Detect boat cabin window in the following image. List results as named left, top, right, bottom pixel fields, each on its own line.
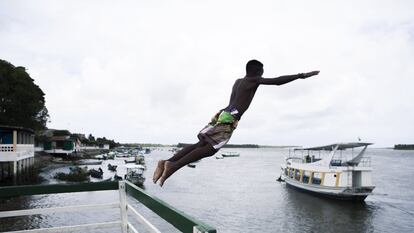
left=302, top=171, right=311, bottom=183
left=312, top=172, right=322, bottom=185
left=285, top=168, right=289, bottom=176
left=294, top=169, right=301, bottom=181
left=330, top=159, right=342, bottom=166
left=289, top=168, right=294, bottom=178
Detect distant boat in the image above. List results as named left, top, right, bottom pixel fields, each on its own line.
left=221, top=152, right=240, bottom=157
left=279, top=142, right=375, bottom=201
left=107, top=163, right=117, bottom=171
left=187, top=164, right=196, bottom=168
left=89, top=168, right=103, bottom=179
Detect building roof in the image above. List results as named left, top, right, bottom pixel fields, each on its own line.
left=0, top=125, right=34, bottom=133
left=50, top=135, right=71, bottom=141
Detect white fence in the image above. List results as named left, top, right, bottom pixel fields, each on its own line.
left=0, top=144, right=34, bottom=162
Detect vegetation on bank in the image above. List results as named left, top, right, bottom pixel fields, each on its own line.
left=394, top=144, right=414, bottom=150
left=81, top=134, right=120, bottom=149
left=0, top=59, right=119, bottom=149
left=54, top=166, right=90, bottom=182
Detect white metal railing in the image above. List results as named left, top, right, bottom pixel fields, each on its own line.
left=0, top=182, right=161, bottom=233
left=0, top=181, right=216, bottom=233
left=118, top=181, right=162, bottom=233
left=356, top=157, right=371, bottom=167
left=0, top=204, right=121, bottom=233
left=7, top=221, right=122, bottom=233
left=0, top=145, right=34, bottom=162
left=16, top=144, right=35, bottom=152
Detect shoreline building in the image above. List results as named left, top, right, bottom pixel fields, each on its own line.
left=43, top=134, right=81, bottom=155
left=0, top=125, right=35, bottom=181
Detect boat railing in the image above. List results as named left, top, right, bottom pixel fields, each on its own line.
left=0, top=181, right=216, bottom=233
left=355, top=157, right=371, bottom=167
left=285, top=156, right=304, bottom=164
left=286, top=156, right=322, bottom=164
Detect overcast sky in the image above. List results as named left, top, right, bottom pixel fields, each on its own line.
left=1, top=0, right=413, bottom=147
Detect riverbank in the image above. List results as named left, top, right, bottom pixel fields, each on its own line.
left=0, top=149, right=108, bottom=186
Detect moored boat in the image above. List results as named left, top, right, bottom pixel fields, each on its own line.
left=280, top=142, right=375, bottom=201
left=89, top=168, right=103, bottom=179
left=107, top=163, right=117, bottom=171
left=221, top=151, right=240, bottom=157
left=114, top=164, right=145, bottom=186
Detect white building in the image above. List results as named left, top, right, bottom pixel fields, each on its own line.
left=0, top=125, right=35, bottom=181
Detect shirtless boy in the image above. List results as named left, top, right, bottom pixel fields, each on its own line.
left=153, top=60, right=319, bottom=186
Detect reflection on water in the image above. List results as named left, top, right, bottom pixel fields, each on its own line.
left=1, top=148, right=414, bottom=232
left=281, top=187, right=377, bottom=232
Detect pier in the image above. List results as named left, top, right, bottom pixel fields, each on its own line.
left=0, top=125, right=35, bottom=182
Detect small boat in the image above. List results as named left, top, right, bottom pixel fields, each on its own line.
left=107, top=163, right=117, bottom=171
left=124, top=157, right=136, bottom=163
left=113, top=174, right=123, bottom=180
left=187, top=164, right=196, bottom=168
left=89, top=168, right=103, bottom=179
left=114, top=164, right=146, bottom=186
left=135, top=154, right=147, bottom=170
left=94, top=154, right=107, bottom=160
left=280, top=142, right=375, bottom=201
left=106, top=152, right=115, bottom=159
left=221, top=152, right=240, bottom=157
left=126, top=164, right=146, bottom=185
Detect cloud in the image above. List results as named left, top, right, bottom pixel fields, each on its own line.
left=1, top=0, right=413, bottom=146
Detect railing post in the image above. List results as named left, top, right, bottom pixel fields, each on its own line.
left=13, top=130, right=17, bottom=152
left=119, top=181, right=128, bottom=233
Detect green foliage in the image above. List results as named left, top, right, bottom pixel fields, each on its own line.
left=54, top=167, right=90, bottom=182
left=82, top=133, right=119, bottom=149
left=394, top=144, right=414, bottom=150
left=88, top=133, right=95, bottom=141
left=0, top=59, right=49, bottom=130
left=96, top=136, right=119, bottom=149
left=53, top=130, right=71, bottom=136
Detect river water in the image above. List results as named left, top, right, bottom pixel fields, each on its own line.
left=1, top=148, right=414, bottom=233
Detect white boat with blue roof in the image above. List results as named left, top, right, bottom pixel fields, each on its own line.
left=280, top=142, right=375, bottom=201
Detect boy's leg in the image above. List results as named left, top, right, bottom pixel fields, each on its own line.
left=168, top=141, right=205, bottom=162
left=153, top=141, right=204, bottom=183
left=159, top=142, right=217, bottom=186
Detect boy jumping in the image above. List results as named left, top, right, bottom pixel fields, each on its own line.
left=153, top=60, right=319, bottom=186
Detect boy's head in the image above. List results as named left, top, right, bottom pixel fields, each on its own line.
left=246, top=60, right=264, bottom=77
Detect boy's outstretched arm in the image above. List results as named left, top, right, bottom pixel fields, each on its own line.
left=259, top=71, right=320, bottom=85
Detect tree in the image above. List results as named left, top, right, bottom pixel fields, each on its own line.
left=88, top=134, right=95, bottom=142
left=0, top=59, right=49, bottom=130
left=53, top=130, right=71, bottom=136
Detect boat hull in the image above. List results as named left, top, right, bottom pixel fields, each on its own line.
left=283, top=177, right=374, bottom=201
left=282, top=177, right=375, bottom=201
left=285, top=182, right=369, bottom=201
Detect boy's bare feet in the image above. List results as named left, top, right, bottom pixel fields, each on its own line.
left=153, top=160, right=165, bottom=184
left=159, top=161, right=175, bottom=187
